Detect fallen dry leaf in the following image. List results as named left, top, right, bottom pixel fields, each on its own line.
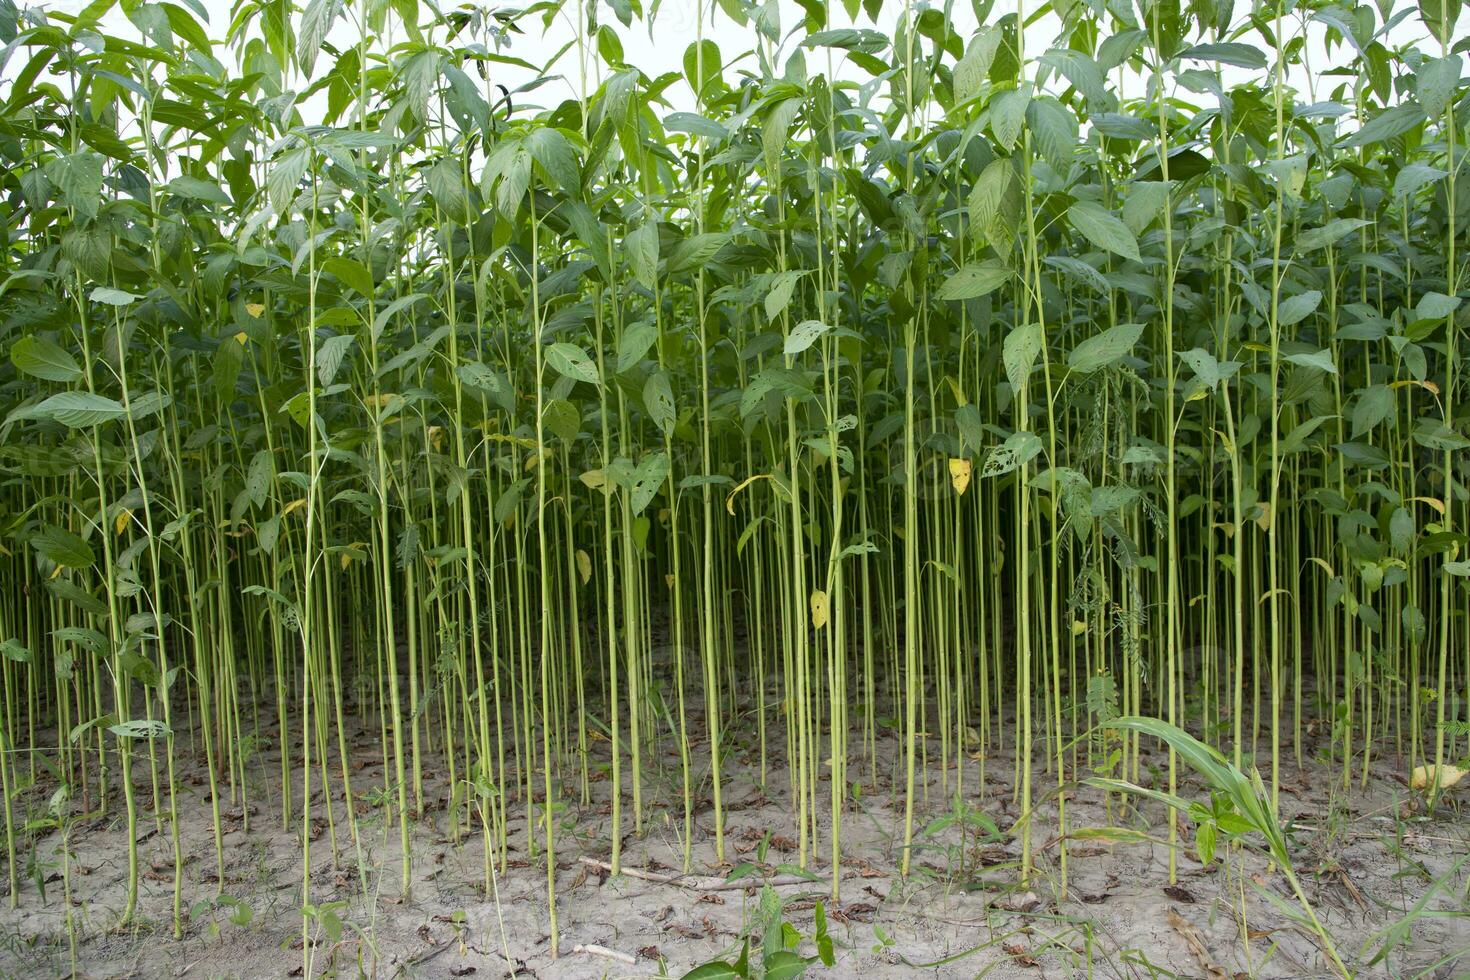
left=1001, top=941, right=1040, bottom=967
left=1167, top=908, right=1228, bottom=980
left=1410, top=764, right=1466, bottom=791
left=1163, top=884, right=1196, bottom=903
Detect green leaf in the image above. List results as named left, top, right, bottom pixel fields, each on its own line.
left=1002, top=322, right=1044, bottom=391
left=128, top=390, right=172, bottom=421
left=166, top=175, right=231, bottom=204
left=1413, top=419, right=1470, bottom=452
left=1176, top=41, right=1266, bottom=68
left=321, top=256, right=373, bottom=298
left=618, top=322, right=658, bottom=373
left=680, top=961, right=744, bottom=980
left=1121, top=181, right=1171, bottom=235
left=545, top=343, right=601, bottom=386
left=666, top=232, right=730, bottom=275
left=11, top=336, right=81, bottom=382
left=1417, top=292, right=1461, bottom=319
left=296, top=0, right=342, bottom=76
left=937, top=261, right=1011, bottom=301
left=542, top=398, right=580, bottom=442
left=1390, top=507, right=1416, bottom=552
left=954, top=404, right=987, bottom=454
left=627, top=222, right=659, bottom=289
left=1280, top=415, right=1332, bottom=455
left=643, top=368, right=676, bottom=435
left=31, top=525, right=95, bottom=568
left=968, top=158, right=1014, bottom=231
left=1277, top=290, right=1322, bottom=327
left=109, top=719, right=171, bottom=739
left=525, top=127, right=580, bottom=192
left=762, top=98, right=801, bottom=178
left=764, top=271, right=803, bottom=321
left=495, top=149, right=530, bottom=216
left=1068, top=322, right=1143, bottom=373
left=1284, top=349, right=1337, bottom=375
left=1178, top=348, right=1239, bottom=390
left=990, top=88, right=1029, bottom=151
left=683, top=38, right=724, bottom=96
left=245, top=449, right=273, bottom=510
left=1296, top=218, right=1371, bottom=253
left=1416, top=55, right=1460, bottom=118
left=457, top=363, right=516, bottom=414
left=1351, top=385, right=1393, bottom=438
left=423, top=152, right=483, bottom=209
left=629, top=452, right=669, bottom=516
left=1394, top=162, right=1447, bottom=199
left=762, top=951, right=812, bottom=980
left=315, top=334, right=356, bottom=386
left=11, top=391, right=127, bottom=428
left=1340, top=103, right=1426, bottom=148
left=784, top=319, right=831, bottom=355
left=740, top=367, right=809, bottom=418
left=1068, top=200, right=1141, bottom=261
left=44, top=152, right=104, bottom=220
left=1026, top=97, right=1076, bottom=173
left=981, top=431, right=1042, bottom=477
left=89, top=286, right=140, bottom=305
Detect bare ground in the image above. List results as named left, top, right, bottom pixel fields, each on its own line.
left=0, top=701, right=1467, bottom=980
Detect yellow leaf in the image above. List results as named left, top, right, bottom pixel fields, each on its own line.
left=1254, top=501, right=1272, bottom=532
left=579, top=469, right=606, bottom=490
left=810, top=589, right=829, bottom=629
left=281, top=498, right=308, bottom=518
left=426, top=425, right=444, bottom=452
left=726, top=473, right=772, bottom=515
left=364, top=393, right=397, bottom=409
left=576, top=549, right=592, bottom=585
left=1393, top=379, right=1441, bottom=396
left=245, top=303, right=265, bottom=318
left=233, top=332, right=248, bottom=345
left=1410, top=495, right=1446, bottom=516
left=1411, top=764, right=1466, bottom=791
left=665, top=574, right=675, bottom=588
left=1071, top=619, right=1087, bottom=636
left=114, top=508, right=132, bottom=535
left=949, top=458, right=972, bottom=496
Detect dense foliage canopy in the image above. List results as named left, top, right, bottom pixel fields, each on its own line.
left=0, top=0, right=1465, bottom=969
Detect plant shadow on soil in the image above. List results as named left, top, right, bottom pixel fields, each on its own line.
left=0, top=691, right=1466, bottom=980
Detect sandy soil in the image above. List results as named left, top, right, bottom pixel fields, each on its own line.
left=0, top=699, right=1466, bottom=980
